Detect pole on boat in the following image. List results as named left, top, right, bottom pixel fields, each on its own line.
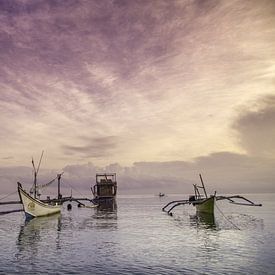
left=57, top=172, right=64, bottom=200
left=32, top=158, right=37, bottom=199
left=36, top=150, right=44, bottom=174
left=57, top=174, right=61, bottom=200
left=32, top=150, right=44, bottom=199
left=199, top=174, right=208, bottom=198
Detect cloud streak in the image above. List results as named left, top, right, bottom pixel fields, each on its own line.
left=62, top=136, right=119, bottom=158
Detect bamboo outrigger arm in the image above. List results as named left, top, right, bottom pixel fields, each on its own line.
left=162, top=199, right=189, bottom=214
left=216, top=195, right=262, bottom=206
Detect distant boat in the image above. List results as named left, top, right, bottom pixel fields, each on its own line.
left=91, top=173, right=117, bottom=202
left=162, top=174, right=262, bottom=216
left=17, top=151, right=61, bottom=220
left=158, top=193, right=165, bottom=197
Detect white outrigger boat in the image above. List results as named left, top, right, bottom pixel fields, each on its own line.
left=162, top=174, right=262, bottom=216
left=17, top=151, right=61, bottom=220
left=18, top=183, right=61, bottom=220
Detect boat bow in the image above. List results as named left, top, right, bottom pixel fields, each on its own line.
left=18, top=182, right=61, bottom=219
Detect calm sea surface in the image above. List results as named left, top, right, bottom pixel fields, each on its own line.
left=1, top=193, right=275, bottom=274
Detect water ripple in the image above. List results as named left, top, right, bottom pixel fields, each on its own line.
left=0, top=195, right=275, bottom=274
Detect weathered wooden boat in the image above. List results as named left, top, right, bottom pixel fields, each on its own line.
left=190, top=196, right=215, bottom=214
left=91, top=173, right=117, bottom=202
left=17, top=151, right=61, bottom=219
left=162, top=174, right=262, bottom=216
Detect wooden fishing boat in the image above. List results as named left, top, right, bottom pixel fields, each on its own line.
left=91, top=173, right=117, bottom=202
left=187, top=175, right=216, bottom=214
left=18, top=182, right=61, bottom=219
left=162, top=174, right=262, bottom=216
left=2, top=153, right=97, bottom=216
left=190, top=196, right=215, bottom=214
left=17, top=151, right=61, bottom=219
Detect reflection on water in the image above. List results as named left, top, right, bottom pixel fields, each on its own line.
left=189, top=212, right=216, bottom=229
left=96, top=199, right=117, bottom=212
left=16, top=213, right=61, bottom=259
left=1, top=194, right=273, bottom=274
left=61, top=199, right=118, bottom=231
left=92, top=199, right=118, bottom=230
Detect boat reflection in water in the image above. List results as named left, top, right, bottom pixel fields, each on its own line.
left=16, top=213, right=61, bottom=258
left=90, top=173, right=118, bottom=230
left=96, top=198, right=117, bottom=212
left=189, top=212, right=216, bottom=229
left=92, top=199, right=118, bottom=230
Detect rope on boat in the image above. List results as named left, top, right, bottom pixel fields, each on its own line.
left=0, top=190, right=18, bottom=201
left=61, top=181, right=94, bottom=206
left=215, top=202, right=240, bottom=230
left=63, top=181, right=86, bottom=198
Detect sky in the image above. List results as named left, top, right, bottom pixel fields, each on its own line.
left=0, top=0, right=275, bottom=195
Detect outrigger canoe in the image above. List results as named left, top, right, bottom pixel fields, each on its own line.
left=18, top=182, right=61, bottom=219
left=162, top=174, right=262, bottom=216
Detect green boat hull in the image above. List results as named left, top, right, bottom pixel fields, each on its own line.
left=193, top=196, right=215, bottom=214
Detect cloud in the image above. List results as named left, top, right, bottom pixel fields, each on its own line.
left=2, top=156, right=13, bottom=160
left=233, top=95, right=275, bottom=158
left=0, top=0, right=275, bottom=170
left=1, top=151, right=274, bottom=196
left=62, top=136, right=119, bottom=158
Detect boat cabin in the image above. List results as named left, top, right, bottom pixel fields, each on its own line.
left=91, top=173, right=117, bottom=200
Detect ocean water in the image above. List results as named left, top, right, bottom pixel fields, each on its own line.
left=0, top=193, right=275, bottom=274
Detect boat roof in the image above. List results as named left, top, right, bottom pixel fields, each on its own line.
left=95, top=173, right=117, bottom=184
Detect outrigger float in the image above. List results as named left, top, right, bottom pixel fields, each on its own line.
left=162, top=174, right=262, bottom=216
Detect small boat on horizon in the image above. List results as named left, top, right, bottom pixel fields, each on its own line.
left=158, top=193, right=165, bottom=197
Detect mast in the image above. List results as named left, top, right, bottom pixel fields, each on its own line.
left=32, top=151, right=44, bottom=199
left=199, top=174, right=208, bottom=198
left=57, top=172, right=64, bottom=200
left=32, top=158, right=37, bottom=199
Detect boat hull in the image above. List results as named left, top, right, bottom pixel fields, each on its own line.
left=193, top=196, right=215, bottom=215
left=18, top=183, right=61, bottom=219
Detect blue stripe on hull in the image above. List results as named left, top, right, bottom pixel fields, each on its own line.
left=25, top=212, right=35, bottom=220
